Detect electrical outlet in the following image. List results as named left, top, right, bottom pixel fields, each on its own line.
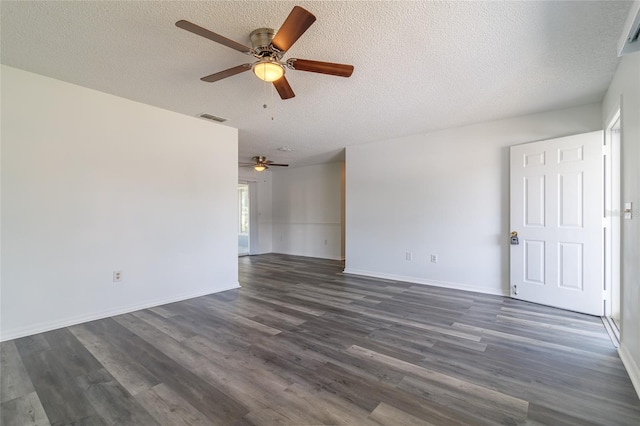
left=113, top=271, right=123, bottom=282
left=430, top=254, right=438, bottom=263
left=406, top=252, right=412, bottom=261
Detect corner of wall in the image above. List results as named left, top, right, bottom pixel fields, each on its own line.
left=619, top=343, right=640, bottom=399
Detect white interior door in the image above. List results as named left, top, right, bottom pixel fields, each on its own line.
left=510, top=131, right=604, bottom=315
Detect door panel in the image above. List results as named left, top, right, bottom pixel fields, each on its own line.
left=510, top=131, right=603, bottom=315
left=559, top=172, right=583, bottom=227
left=524, top=175, right=545, bottom=226
left=524, top=240, right=545, bottom=284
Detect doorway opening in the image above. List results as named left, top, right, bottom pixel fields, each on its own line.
left=604, top=109, right=621, bottom=339
left=238, top=183, right=250, bottom=256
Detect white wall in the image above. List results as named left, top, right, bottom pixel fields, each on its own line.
left=345, top=103, right=602, bottom=295
left=272, top=162, right=344, bottom=260
left=1, top=66, right=239, bottom=341
left=603, top=53, right=640, bottom=395
left=238, top=168, right=273, bottom=254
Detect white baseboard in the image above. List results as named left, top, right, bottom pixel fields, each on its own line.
left=619, top=343, right=640, bottom=399
left=0, top=282, right=240, bottom=342
left=271, top=251, right=344, bottom=261
left=342, top=268, right=508, bottom=297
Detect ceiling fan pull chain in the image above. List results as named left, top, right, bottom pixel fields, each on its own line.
left=263, top=76, right=267, bottom=108
left=271, top=81, right=275, bottom=121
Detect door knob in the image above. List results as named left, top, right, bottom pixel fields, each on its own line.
left=510, top=231, right=519, bottom=245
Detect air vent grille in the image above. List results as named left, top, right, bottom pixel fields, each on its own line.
left=198, top=113, right=227, bottom=123
left=618, top=2, right=640, bottom=56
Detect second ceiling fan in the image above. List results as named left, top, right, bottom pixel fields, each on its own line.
left=240, top=156, right=289, bottom=172
left=176, top=6, right=354, bottom=99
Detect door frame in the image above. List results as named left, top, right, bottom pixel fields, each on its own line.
left=604, top=106, right=622, bottom=331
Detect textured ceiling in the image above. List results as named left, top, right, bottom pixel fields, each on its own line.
left=1, top=1, right=632, bottom=167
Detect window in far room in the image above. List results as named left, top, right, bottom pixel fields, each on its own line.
left=238, top=183, right=250, bottom=256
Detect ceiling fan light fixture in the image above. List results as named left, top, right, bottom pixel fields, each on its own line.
left=253, top=60, right=284, bottom=82
left=254, top=164, right=267, bottom=172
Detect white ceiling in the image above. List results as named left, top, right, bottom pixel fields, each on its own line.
left=1, top=1, right=632, bottom=167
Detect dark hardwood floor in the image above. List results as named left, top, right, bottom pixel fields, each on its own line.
left=2, top=253, right=639, bottom=425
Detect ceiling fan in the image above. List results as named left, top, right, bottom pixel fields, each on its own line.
left=176, top=6, right=354, bottom=99
left=240, top=156, right=289, bottom=172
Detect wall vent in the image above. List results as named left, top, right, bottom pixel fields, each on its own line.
left=618, top=1, right=640, bottom=56
left=198, top=113, right=227, bottom=123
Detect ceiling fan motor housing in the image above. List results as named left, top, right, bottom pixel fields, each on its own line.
left=250, top=28, right=279, bottom=57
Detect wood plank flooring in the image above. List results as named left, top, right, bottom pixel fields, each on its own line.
left=2, top=253, right=639, bottom=425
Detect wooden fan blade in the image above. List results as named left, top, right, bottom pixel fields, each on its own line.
left=271, top=6, right=316, bottom=53
left=201, top=64, right=252, bottom=82
left=273, top=76, right=295, bottom=99
left=176, top=20, right=252, bottom=54
left=269, top=164, right=289, bottom=167
left=288, top=59, right=354, bottom=77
